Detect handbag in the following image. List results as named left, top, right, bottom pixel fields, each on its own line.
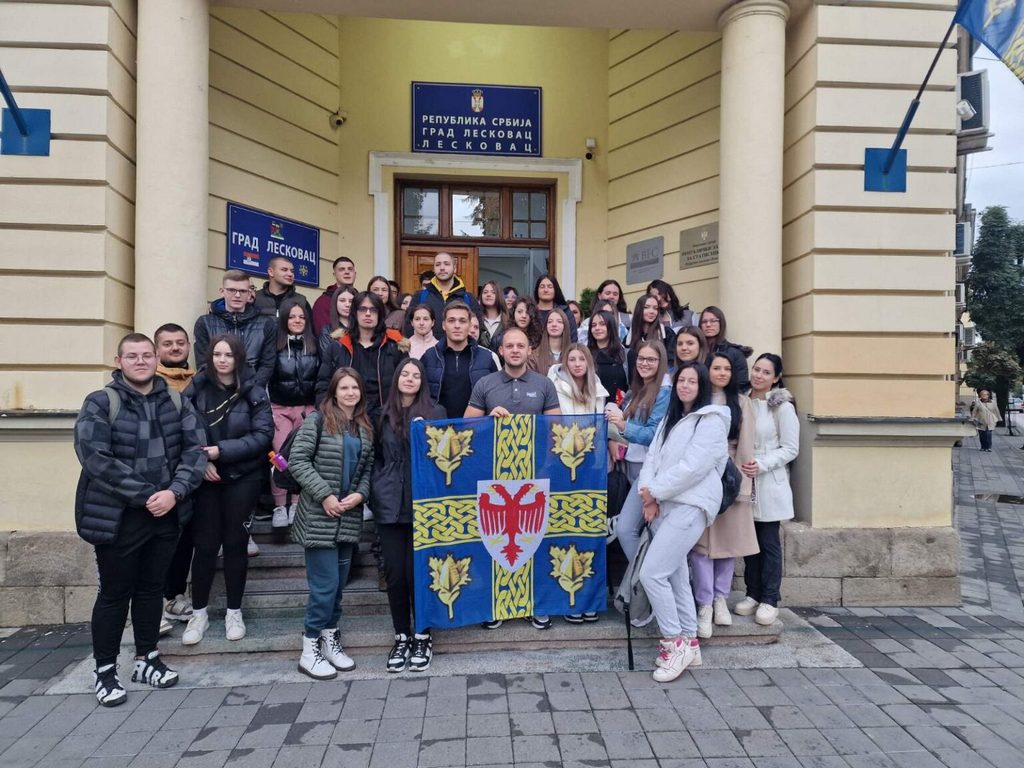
left=718, top=458, right=742, bottom=514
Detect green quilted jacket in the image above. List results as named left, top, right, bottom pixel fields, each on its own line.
left=288, top=412, right=373, bottom=548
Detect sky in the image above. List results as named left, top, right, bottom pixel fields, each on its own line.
left=963, top=57, right=1024, bottom=224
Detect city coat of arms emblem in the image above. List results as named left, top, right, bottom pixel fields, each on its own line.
left=470, top=88, right=484, bottom=113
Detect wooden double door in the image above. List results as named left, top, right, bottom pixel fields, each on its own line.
left=399, top=245, right=478, bottom=295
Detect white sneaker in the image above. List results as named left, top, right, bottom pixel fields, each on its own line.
left=712, top=596, right=733, bottom=626
left=225, top=610, right=246, bottom=641
left=164, top=594, right=193, bottom=622
left=182, top=611, right=209, bottom=646
left=247, top=536, right=260, bottom=557
left=696, top=605, right=713, bottom=639
left=319, top=628, right=355, bottom=671
left=655, top=641, right=701, bottom=668
left=298, top=635, right=337, bottom=680
left=158, top=618, right=174, bottom=637
left=733, top=596, right=758, bottom=616
left=272, top=506, right=289, bottom=528
left=755, top=603, right=779, bottom=626
left=652, top=637, right=699, bottom=683
left=287, top=502, right=298, bottom=525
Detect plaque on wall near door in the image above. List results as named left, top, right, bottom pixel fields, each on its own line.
left=412, top=82, right=542, bottom=157
left=625, top=236, right=664, bottom=285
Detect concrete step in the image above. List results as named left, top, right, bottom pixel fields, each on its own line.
left=203, top=572, right=388, bottom=616
left=159, top=610, right=782, bottom=658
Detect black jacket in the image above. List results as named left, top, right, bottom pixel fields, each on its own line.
left=74, top=373, right=207, bottom=544
left=315, top=329, right=408, bottom=423
left=269, top=336, right=319, bottom=407
left=371, top=404, right=446, bottom=525
left=420, top=338, right=497, bottom=404
left=194, top=299, right=277, bottom=388
left=184, top=369, right=274, bottom=481
left=253, top=281, right=311, bottom=318
left=593, top=347, right=629, bottom=400
left=405, top=277, right=480, bottom=338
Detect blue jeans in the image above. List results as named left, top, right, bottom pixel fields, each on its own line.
left=304, top=543, right=355, bottom=638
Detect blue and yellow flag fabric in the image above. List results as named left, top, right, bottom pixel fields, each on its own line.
left=957, top=0, right=1024, bottom=83
left=411, top=414, right=608, bottom=631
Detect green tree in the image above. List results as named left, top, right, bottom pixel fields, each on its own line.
left=967, top=206, right=1024, bottom=358
left=964, top=341, right=1022, bottom=419
left=578, top=287, right=596, bottom=316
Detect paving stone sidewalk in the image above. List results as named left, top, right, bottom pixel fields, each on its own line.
left=2, top=429, right=1024, bottom=767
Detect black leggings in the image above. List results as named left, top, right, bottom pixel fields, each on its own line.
left=743, top=520, right=783, bottom=607
left=378, top=523, right=419, bottom=636
left=92, top=512, right=178, bottom=667
left=190, top=472, right=262, bottom=611
left=164, top=516, right=194, bottom=600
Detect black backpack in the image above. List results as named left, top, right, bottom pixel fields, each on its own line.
left=272, top=412, right=323, bottom=493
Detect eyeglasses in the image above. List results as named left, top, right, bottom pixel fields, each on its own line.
left=121, top=353, right=156, bottom=363
left=357, top=306, right=378, bottom=314
left=637, top=356, right=660, bottom=364
left=224, top=288, right=249, bottom=296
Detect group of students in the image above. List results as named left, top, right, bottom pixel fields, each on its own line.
left=73, top=250, right=801, bottom=707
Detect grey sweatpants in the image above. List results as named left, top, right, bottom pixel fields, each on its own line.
left=638, top=503, right=707, bottom=638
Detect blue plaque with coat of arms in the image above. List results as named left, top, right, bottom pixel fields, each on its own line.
left=226, top=202, right=320, bottom=287
left=412, top=82, right=542, bottom=157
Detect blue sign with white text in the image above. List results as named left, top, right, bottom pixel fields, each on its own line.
left=412, top=82, right=542, bottom=157
left=226, top=203, right=320, bottom=287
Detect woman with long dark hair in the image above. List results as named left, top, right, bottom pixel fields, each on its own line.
left=368, top=276, right=405, bottom=331
left=289, top=367, right=374, bottom=679
left=372, top=359, right=446, bottom=673
left=636, top=361, right=730, bottom=683
left=182, top=334, right=274, bottom=647
left=647, top=279, right=696, bottom=330
left=477, top=280, right=507, bottom=351
left=268, top=298, right=320, bottom=528
left=318, top=285, right=357, bottom=358
left=673, top=326, right=708, bottom=371
left=735, top=353, right=798, bottom=626
left=586, top=309, right=629, bottom=399
left=316, top=291, right=406, bottom=426
left=533, top=273, right=578, bottom=342
left=689, top=352, right=758, bottom=638
left=699, top=306, right=751, bottom=392
left=500, top=297, right=543, bottom=350
left=579, top=299, right=627, bottom=345
left=532, top=307, right=570, bottom=376
left=605, top=340, right=671, bottom=561
left=626, top=294, right=676, bottom=372
left=407, top=303, right=437, bottom=360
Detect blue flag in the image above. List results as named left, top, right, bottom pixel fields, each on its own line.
left=411, top=414, right=608, bottom=631
left=957, top=0, right=1024, bottom=83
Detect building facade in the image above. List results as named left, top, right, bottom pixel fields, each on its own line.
left=0, top=0, right=969, bottom=624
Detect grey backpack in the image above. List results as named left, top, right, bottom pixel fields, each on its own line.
left=613, top=523, right=654, bottom=670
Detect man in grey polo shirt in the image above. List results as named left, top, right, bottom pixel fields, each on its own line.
left=465, top=327, right=561, bottom=418
left=465, top=327, right=560, bottom=630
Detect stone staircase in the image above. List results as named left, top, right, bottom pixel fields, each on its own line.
left=161, top=519, right=783, bottom=660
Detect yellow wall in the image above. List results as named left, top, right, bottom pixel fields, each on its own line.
left=207, top=8, right=341, bottom=305
left=0, top=0, right=136, bottom=411
left=606, top=29, right=721, bottom=309
left=782, top=1, right=959, bottom=529
left=336, top=18, right=609, bottom=290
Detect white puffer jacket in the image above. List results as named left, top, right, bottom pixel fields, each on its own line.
left=750, top=388, right=799, bottom=522
left=547, top=364, right=610, bottom=414
left=636, top=403, right=731, bottom=526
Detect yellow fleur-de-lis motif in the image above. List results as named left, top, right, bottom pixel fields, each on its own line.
left=428, top=553, right=472, bottom=620
left=549, top=544, right=594, bottom=607
left=550, top=422, right=596, bottom=482
left=425, top=425, right=474, bottom=485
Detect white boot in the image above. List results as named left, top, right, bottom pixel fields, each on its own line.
left=298, top=635, right=337, bottom=680
left=320, top=628, right=355, bottom=671
left=696, top=605, right=713, bottom=639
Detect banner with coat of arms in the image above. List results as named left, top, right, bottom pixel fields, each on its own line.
left=411, top=415, right=608, bottom=631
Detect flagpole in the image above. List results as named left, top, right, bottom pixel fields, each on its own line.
left=882, top=14, right=960, bottom=174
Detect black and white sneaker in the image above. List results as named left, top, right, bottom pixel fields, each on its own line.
left=94, top=663, right=126, bottom=707
left=481, top=620, right=503, bottom=630
left=408, top=633, right=432, bottom=672
left=387, top=633, right=411, bottom=673
left=131, top=650, right=179, bottom=689
left=563, top=614, right=585, bottom=624
left=526, top=615, right=551, bottom=630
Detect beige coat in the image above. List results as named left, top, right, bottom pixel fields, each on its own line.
left=693, top=393, right=759, bottom=559
left=971, top=399, right=1000, bottom=431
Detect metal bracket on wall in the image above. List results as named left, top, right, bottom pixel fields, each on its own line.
left=0, top=66, right=51, bottom=157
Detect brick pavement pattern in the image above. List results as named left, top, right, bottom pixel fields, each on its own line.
left=2, top=430, right=1024, bottom=767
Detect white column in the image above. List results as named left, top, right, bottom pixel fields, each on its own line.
left=717, top=0, right=788, bottom=358
left=134, top=0, right=210, bottom=337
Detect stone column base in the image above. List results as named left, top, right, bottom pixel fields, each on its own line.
left=777, top=521, right=961, bottom=607
left=0, top=531, right=98, bottom=626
